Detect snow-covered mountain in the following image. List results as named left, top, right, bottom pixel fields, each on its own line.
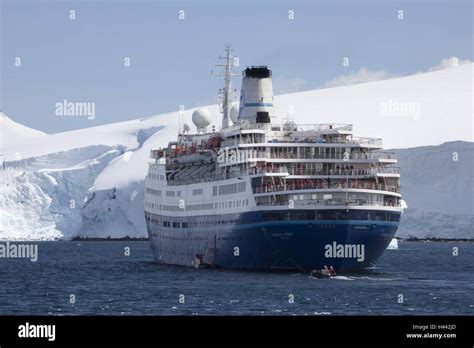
left=1, top=63, right=473, bottom=240
left=0, top=113, right=46, bottom=149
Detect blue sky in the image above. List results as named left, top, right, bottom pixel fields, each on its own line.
left=1, top=0, right=472, bottom=133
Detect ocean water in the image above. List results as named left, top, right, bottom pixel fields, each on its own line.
left=0, top=241, right=472, bottom=315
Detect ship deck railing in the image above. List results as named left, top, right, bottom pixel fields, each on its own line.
left=220, top=135, right=383, bottom=148
left=232, top=150, right=397, bottom=161
left=167, top=166, right=400, bottom=186
left=375, top=166, right=401, bottom=174
left=167, top=167, right=286, bottom=186
left=250, top=166, right=400, bottom=177
left=256, top=199, right=400, bottom=208
left=285, top=167, right=400, bottom=176
left=253, top=181, right=401, bottom=195
left=222, top=122, right=354, bottom=134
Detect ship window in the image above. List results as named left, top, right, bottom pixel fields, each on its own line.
left=177, top=191, right=181, bottom=197
left=146, top=188, right=161, bottom=196
left=193, top=188, right=203, bottom=195
left=219, top=183, right=238, bottom=195
left=172, top=222, right=179, bottom=228
left=213, top=186, right=218, bottom=196
left=237, top=182, right=246, bottom=192
left=166, top=191, right=175, bottom=197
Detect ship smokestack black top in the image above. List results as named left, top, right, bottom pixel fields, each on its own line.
left=243, top=66, right=272, bottom=78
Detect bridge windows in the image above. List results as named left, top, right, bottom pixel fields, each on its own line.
left=192, top=188, right=203, bottom=195
left=145, top=188, right=161, bottom=196
left=213, top=182, right=247, bottom=196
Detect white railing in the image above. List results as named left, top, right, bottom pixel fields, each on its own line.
left=256, top=198, right=400, bottom=208
left=221, top=135, right=382, bottom=147
left=254, top=181, right=400, bottom=194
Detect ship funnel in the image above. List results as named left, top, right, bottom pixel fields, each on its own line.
left=238, top=66, right=275, bottom=124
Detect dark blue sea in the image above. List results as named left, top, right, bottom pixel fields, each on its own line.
left=0, top=241, right=473, bottom=315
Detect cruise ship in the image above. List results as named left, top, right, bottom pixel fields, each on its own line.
left=144, top=46, right=402, bottom=271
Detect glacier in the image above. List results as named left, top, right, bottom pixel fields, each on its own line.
left=392, top=141, right=474, bottom=239
left=0, top=63, right=473, bottom=240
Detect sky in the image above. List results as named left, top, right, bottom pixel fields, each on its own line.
left=1, top=0, right=472, bottom=133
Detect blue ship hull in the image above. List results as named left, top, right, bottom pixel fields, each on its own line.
left=145, top=209, right=400, bottom=271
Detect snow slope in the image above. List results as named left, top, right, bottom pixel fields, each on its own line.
left=0, top=64, right=472, bottom=240
left=274, top=63, right=473, bottom=148
left=0, top=113, right=46, bottom=150
left=1, top=112, right=176, bottom=161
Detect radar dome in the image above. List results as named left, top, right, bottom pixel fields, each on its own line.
left=183, top=123, right=191, bottom=132
left=230, top=105, right=239, bottom=124
left=192, top=108, right=211, bottom=132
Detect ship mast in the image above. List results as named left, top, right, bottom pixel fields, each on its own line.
left=215, top=45, right=238, bottom=129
